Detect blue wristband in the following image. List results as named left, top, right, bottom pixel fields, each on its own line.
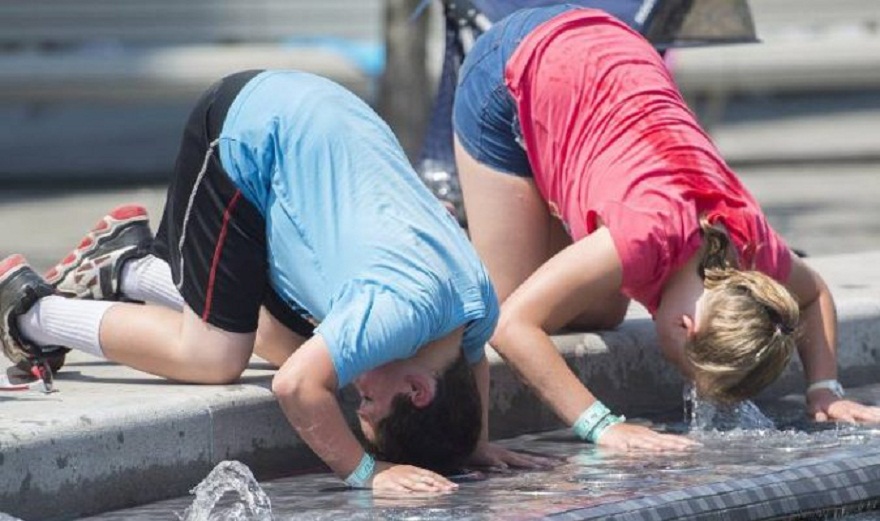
left=572, top=401, right=611, bottom=441
left=344, top=452, right=376, bottom=488
left=590, top=413, right=626, bottom=443
left=573, top=401, right=626, bottom=443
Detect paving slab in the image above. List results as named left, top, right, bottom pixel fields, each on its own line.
left=1, top=251, right=879, bottom=520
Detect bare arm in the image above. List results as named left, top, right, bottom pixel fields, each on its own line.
left=474, top=356, right=491, bottom=444
left=467, top=355, right=557, bottom=467
left=493, top=227, right=696, bottom=450
left=785, top=255, right=880, bottom=423
left=785, top=255, right=837, bottom=384
left=272, top=334, right=456, bottom=491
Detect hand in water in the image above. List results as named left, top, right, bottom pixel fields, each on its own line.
left=597, top=423, right=700, bottom=451
left=809, top=392, right=880, bottom=424
left=370, top=462, right=458, bottom=493
left=467, top=441, right=559, bottom=470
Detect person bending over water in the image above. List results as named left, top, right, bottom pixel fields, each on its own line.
left=452, top=5, right=880, bottom=450
left=0, top=70, right=546, bottom=492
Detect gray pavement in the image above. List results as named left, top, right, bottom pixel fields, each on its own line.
left=0, top=186, right=168, bottom=272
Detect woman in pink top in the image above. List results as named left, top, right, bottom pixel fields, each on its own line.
left=453, top=5, right=880, bottom=450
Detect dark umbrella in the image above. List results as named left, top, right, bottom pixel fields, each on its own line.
left=646, top=0, right=758, bottom=48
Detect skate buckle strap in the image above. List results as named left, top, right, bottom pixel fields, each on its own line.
left=30, top=359, right=57, bottom=394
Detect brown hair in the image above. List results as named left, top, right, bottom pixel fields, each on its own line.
left=685, top=216, right=800, bottom=403
left=367, top=352, right=481, bottom=474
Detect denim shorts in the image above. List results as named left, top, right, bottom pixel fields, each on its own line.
left=452, top=4, right=578, bottom=177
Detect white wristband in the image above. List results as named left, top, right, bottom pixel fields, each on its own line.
left=806, top=379, right=845, bottom=398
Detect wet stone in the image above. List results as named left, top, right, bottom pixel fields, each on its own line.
left=80, top=385, right=880, bottom=521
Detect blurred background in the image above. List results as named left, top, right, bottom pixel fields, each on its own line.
left=0, top=0, right=878, bottom=272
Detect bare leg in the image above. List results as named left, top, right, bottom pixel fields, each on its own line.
left=455, top=138, right=553, bottom=302
left=457, top=137, right=630, bottom=330
left=253, top=307, right=308, bottom=368
left=100, top=303, right=254, bottom=384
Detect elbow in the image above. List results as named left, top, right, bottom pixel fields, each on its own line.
left=489, top=311, right=512, bottom=350
left=490, top=309, right=531, bottom=353
left=271, top=365, right=307, bottom=401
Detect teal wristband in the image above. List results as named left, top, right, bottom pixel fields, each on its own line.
left=589, top=413, right=626, bottom=443
left=344, top=452, right=376, bottom=488
left=572, top=401, right=611, bottom=441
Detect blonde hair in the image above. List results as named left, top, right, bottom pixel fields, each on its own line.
left=685, top=216, right=800, bottom=403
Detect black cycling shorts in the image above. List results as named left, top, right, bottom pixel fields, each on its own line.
left=151, top=70, right=315, bottom=337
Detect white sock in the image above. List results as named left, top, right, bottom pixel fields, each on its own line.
left=120, top=255, right=184, bottom=311
left=17, top=296, right=113, bottom=359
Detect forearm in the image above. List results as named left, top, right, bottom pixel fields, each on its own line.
left=473, top=355, right=491, bottom=442
left=272, top=335, right=365, bottom=481
left=797, top=278, right=838, bottom=385
left=275, top=381, right=365, bottom=478
left=794, top=275, right=880, bottom=423
left=478, top=229, right=694, bottom=448
left=493, top=321, right=597, bottom=426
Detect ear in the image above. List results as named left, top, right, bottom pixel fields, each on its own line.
left=404, top=373, right=437, bottom=408
left=681, top=314, right=697, bottom=341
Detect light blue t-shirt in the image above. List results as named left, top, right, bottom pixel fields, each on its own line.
left=217, top=70, right=498, bottom=387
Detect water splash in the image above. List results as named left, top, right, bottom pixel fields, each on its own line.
left=683, top=382, right=775, bottom=431
left=178, top=461, right=273, bottom=521
left=692, top=398, right=776, bottom=431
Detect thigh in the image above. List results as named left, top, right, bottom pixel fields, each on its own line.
left=178, top=305, right=255, bottom=371
left=565, top=290, right=630, bottom=331
left=253, top=306, right=310, bottom=368
left=255, top=288, right=315, bottom=367
left=100, top=302, right=255, bottom=383
left=455, top=137, right=554, bottom=303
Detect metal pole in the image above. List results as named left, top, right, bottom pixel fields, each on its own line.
left=379, top=0, right=431, bottom=162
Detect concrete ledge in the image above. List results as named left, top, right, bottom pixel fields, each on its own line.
left=749, top=0, right=880, bottom=33
left=670, top=36, right=880, bottom=95
left=710, top=111, right=880, bottom=166
left=2, top=251, right=879, bottom=520
left=0, top=365, right=324, bottom=520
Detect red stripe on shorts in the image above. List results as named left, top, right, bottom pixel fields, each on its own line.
left=202, top=190, right=243, bottom=322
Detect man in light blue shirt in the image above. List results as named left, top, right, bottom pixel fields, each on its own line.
left=1, top=70, right=543, bottom=491
left=219, top=71, right=495, bottom=389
